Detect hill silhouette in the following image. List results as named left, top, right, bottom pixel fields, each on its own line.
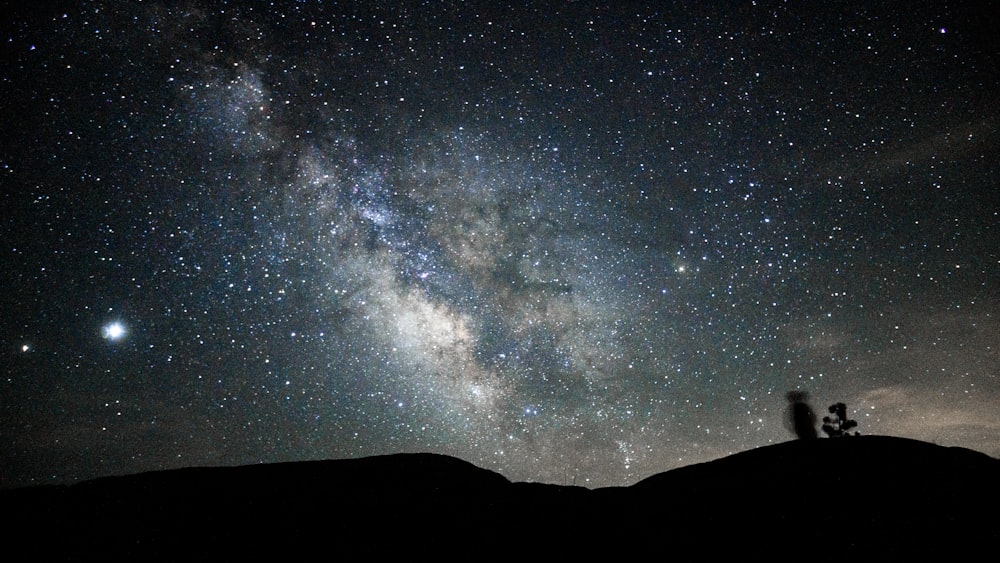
left=2, top=436, right=997, bottom=559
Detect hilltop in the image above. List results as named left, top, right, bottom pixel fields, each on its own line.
left=2, top=436, right=997, bottom=559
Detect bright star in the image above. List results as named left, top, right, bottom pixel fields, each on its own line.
left=102, top=321, right=127, bottom=342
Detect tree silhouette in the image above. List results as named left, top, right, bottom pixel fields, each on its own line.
left=821, top=402, right=859, bottom=437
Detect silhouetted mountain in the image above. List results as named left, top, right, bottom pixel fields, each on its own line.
left=2, top=436, right=997, bottom=559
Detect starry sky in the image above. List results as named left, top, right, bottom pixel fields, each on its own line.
left=2, top=1, right=998, bottom=489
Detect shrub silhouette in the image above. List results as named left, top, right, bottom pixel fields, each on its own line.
left=821, top=402, right=859, bottom=437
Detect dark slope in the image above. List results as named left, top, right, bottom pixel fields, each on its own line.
left=2, top=437, right=998, bottom=559
left=622, top=436, right=1000, bottom=555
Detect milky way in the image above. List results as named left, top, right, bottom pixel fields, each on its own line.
left=2, top=2, right=998, bottom=488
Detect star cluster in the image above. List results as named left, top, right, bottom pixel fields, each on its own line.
left=2, top=1, right=997, bottom=488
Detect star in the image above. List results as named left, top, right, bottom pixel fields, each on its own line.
left=101, top=321, right=127, bottom=342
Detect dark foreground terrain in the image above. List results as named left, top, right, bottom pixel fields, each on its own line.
left=2, top=436, right=998, bottom=559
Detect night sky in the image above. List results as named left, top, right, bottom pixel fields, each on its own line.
left=2, top=1, right=997, bottom=489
